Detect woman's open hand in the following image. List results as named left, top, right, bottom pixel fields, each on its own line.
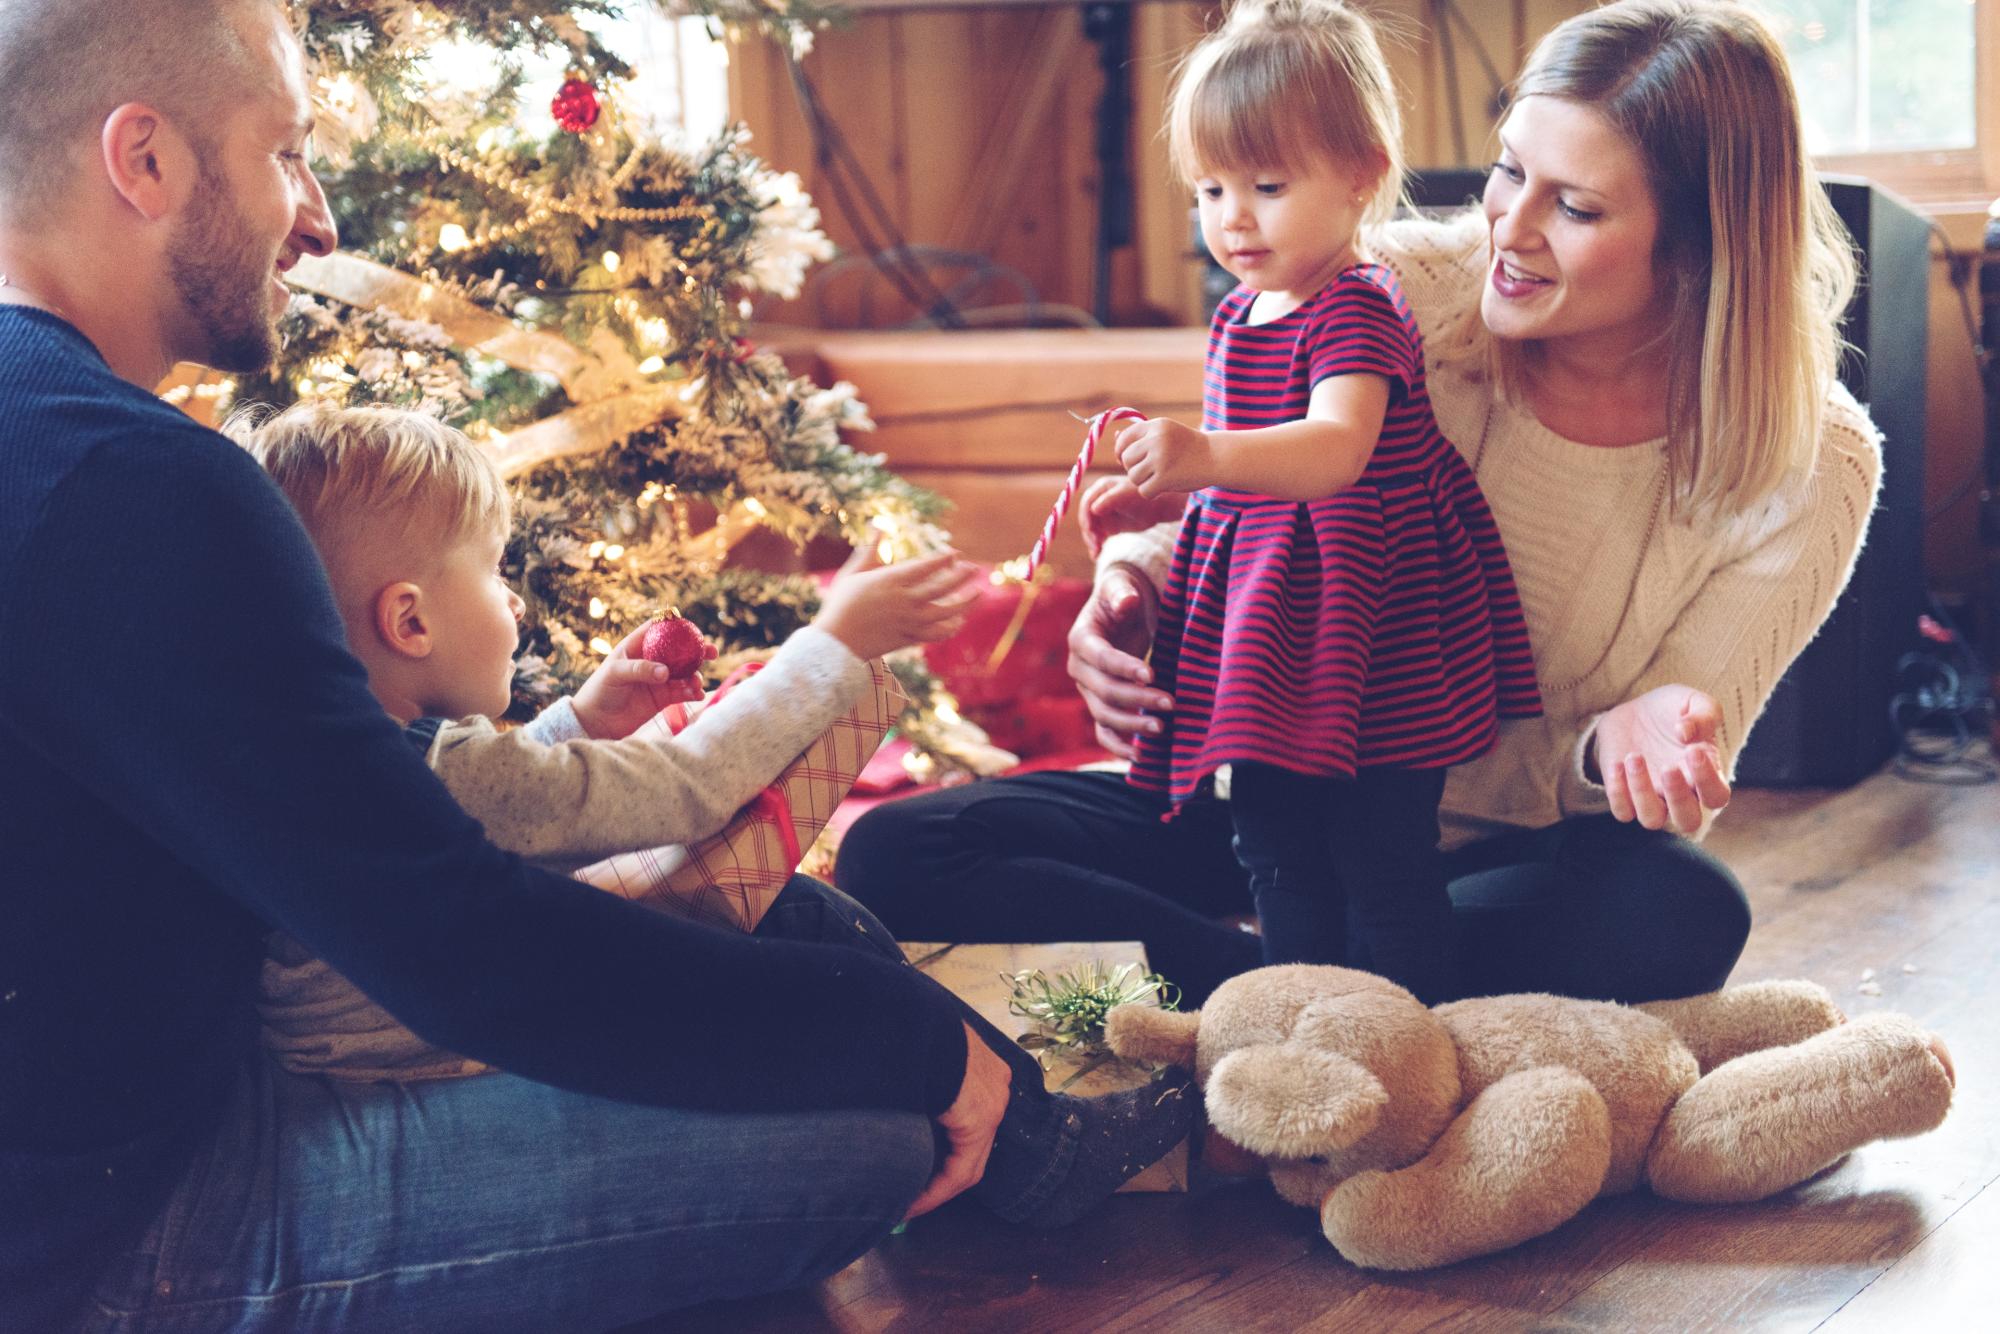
left=1067, top=563, right=1172, bottom=759
left=1595, top=684, right=1732, bottom=834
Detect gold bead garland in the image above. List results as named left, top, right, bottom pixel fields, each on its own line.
left=419, top=130, right=707, bottom=262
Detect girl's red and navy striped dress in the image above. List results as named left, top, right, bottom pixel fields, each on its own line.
left=1129, top=264, right=1541, bottom=808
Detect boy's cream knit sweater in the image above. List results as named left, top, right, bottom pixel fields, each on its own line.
left=1102, top=213, right=1883, bottom=851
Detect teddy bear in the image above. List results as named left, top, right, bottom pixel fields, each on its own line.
left=1106, top=965, right=1955, bottom=1271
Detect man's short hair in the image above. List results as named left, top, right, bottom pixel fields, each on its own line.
left=230, top=402, right=513, bottom=605
left=0, top=0, right=268, bottom=222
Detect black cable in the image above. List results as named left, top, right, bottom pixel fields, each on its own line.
left=1889, top=596, right=1998, bottom=784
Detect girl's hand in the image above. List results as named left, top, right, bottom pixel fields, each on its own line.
left=1080, top=475, right=1189, bottom=559
left=571, top=625, right=714, bottom=740
left=814, top=543, right=978, bottom=660
left=1594, top=685, right=1732, bottom=834
left=1115, top=417, right=1213, bottom=498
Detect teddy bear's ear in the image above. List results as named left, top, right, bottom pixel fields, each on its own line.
left=1208, top=1043, right=1389, bottom=1159
left=1106, top=1004, right=1202, bottom=1068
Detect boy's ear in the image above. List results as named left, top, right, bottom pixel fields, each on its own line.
left=372, top=582, right=434, bottom=660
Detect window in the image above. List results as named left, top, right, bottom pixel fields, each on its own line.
left=1749, top=0, right=1997, bottom=207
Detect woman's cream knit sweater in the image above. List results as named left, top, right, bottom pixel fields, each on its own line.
left=1101, top=213, right=1884, bottom=851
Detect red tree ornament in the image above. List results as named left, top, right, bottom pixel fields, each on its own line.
left=551, top=77, right=600, bottom=134
left=640, top=614, right=710, bottom=677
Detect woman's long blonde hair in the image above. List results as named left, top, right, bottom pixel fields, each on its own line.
left=1477, top=0, right=1857, bottom=517
left=1165, top=0, right=1406, bottom=227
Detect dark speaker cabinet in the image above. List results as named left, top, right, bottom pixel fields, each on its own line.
left=1401, top=169, right=1929, bottom=786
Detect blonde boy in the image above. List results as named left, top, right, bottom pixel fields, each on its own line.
left=236, top=401, right=973, bottom=1078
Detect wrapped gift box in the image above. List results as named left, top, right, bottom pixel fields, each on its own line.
left=901, top=940, right=1189, bottom=1193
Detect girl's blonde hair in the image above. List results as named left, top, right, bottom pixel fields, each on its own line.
left=1166, top=0, right=1406, bottom=226
left=1474, top=0, right=1857, bottom=517
left=228, top=401, right=511, bottom=574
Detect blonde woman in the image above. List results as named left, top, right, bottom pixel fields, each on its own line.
left=839, top=0, right=1880, bottom=1006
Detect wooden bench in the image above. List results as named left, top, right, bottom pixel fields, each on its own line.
left=769, top=327, right=1207, bottom=579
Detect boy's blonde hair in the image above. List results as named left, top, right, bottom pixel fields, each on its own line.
left=1166, top=0, right=1406, bottom=226
left=230, top=401, right=511, bottom=608
left=1451, top=0, right=1857, bottom=518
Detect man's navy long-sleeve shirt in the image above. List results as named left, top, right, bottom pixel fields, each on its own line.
left=0, top=308, right=966, bottom=1312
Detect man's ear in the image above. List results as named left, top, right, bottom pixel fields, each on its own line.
left=373, top=582, right=434, bottom=661
left=99, top=103, right=196, bottom=222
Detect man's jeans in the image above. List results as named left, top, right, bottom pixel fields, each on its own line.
left=76, top=879, right=955, bottom=1333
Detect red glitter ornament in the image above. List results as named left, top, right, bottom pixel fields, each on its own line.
left=551, top=77, right=600, bottom=134
left=640, top=615, right=709, bottom=677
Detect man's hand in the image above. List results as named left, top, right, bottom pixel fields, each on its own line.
left=1115, top=417, right=1213, bottom=498
left=570, top=624, right=713, bottom=740
left=904, top=1022, right=1013, bottom=1219
left=1595, top=684, right=1732, bottom=834
left=1079, top=475, right=1188, bottom=559
left=1066, top=563, right=1172, bottom=760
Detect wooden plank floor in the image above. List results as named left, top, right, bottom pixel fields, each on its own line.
left=663, top=767, right=1999, bottom=1332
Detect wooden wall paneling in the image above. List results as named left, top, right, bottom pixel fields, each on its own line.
left=1057, top=11, right=1105, bottom=320
left=809, top=20, right=910, bottom=328
left=1923, top=253, right=1986, bottom=608
left=1131, top=2, right=1215, bottom=326
left=959, top=9, right=1094, bottom=321
left=726, top=19, right=916, bottom=328
left=1520, top=0, right=1592, bottom=60
left=947, top=10, right=1071, bottom=254
left=1372, top=0, right=1525, bottom=170
left=1378, top=1, right=1442, bottom=167
left=897, top=8, right=993, bottom=316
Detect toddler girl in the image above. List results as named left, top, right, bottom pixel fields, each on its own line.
left=1088, top=0, right=1539, bottom=1002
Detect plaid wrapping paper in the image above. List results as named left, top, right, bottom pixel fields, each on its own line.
left=571, top=657, right=905, bottom=931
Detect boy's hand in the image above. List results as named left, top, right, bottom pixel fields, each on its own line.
left=1115, top=417, right=1213, bottom=497
left=1080, top=475, right=1189, bottom=558
left=814, top=544, right=977, bottom=661
left=571, top=624, right=714, bottom=740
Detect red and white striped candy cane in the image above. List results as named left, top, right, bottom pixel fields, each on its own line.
left=1021, top=406, right=1147, bottom=583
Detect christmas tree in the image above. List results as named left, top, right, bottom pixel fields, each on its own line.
left=188, top=0, right=1010, bottom=779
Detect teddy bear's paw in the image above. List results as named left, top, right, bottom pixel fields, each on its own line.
left=1105, top=1003, right=1202, bottom=1069
left=1321, top=1066, right=1609, bottom=1271
left=1207, top=1044, right=1387, bottom=1160
left=1647, top=1013, right=1954, bottom=1204
left=1928, top=1033, right=1955, bottom=1088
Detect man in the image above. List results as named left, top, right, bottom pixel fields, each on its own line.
left=0, top=3, right=1189, bottom=1328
